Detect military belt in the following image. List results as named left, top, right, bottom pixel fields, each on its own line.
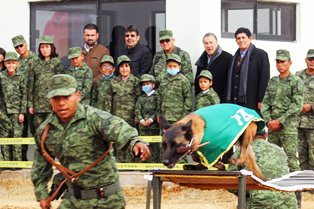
left=68, top=182, right=121, bottom=200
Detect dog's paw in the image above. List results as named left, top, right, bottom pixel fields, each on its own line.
left=230, top=158, right=245, bottom=166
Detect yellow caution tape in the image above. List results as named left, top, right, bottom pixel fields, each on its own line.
left=0, top=161, right=184, bottom=170
left=0, top=136, right=162, bottom=145
left=0, top=138, right=35, bottom=145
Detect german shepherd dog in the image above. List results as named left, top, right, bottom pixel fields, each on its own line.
left=159, top=109, right=264, bottom=180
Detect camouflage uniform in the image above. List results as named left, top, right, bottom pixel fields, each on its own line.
left=195, top=89, right=220, bottom=110
left=228, top=138, right=297, bottom=209
left=110, top=74, right=140, bottom=127
left=158, top=54, right=192, bottom=123
left=135, top=74, right=161, bottom=162
left=28, top=57, right=64, bottom=130
left=296, top=65, right=314, bottom=170
left=66, top=47, right=93, bottom=106
left=0, top=54, right=27, bottom=161
left=261, top=51, right=303, bottom=172
left=150, top=30, right=193, bottom=86
left=0, top=110, right=11, bottom=160
left=31, top=104, right=141, bottom=209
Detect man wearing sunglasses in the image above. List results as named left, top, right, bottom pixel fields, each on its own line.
left=123, top=24, right=152, bottom=78
left=296, top=49, right=314, bottom=173
left=11, top=35, right=39, bottom=161
left=150, top=29, right=193, bottom=86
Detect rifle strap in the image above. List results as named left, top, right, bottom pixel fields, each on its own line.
left=40, top=124, right=113, bottom=202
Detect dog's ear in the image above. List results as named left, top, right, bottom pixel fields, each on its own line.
left=182, top=120, right=192, bottom=132
left=159, top=115, right=171, bottom=131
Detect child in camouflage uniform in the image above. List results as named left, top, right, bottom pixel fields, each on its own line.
left=158, top=53, right=192, bottom=124
left=109, top=55, right=141, bottom=162
left=28, top=35, right=64, bottom=130
left=66, top=47, right=93, bottom=105
left=0, top=52, right=27, bottom=161
left=91, top=55, right=115, bottom=112
left=195, top=70, right=220, bottom=110
left=135, top=74, right=161, bottom=162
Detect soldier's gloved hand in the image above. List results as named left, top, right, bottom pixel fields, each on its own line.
left=133, top=142, right=151, bottom=161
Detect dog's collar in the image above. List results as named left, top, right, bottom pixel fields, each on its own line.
left=177, top=138, right=209, bottom=155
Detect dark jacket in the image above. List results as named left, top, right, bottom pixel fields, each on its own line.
left=226, top=44, right=270, bottom=114
left=195, top=50, right=233, bottom=102
left=126, top=42, right=152, bottom=78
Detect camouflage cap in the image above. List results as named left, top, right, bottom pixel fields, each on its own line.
left=306, top=49, right=314, bottom=58
left=166, top=53, right=181, bottom=64
left=197, top=70, right=212, bottom=80
left=140, top=74, right=155, bottom=83
left=159, top=30, right=173, bottom=41
left=276, top=49, right=290, bottom=61
left=68, top=47, right=82, bottom=59
left=11, top=35, right=26, bottom=48
left=100, top=55, right=114, bottom=65
left=47, top=74, right=78, bottom=99
left=116, top=55, right=131, bottom=67
left=4, top=52, right=18, bottom=61
left=39, top=35, right=53, bottom=44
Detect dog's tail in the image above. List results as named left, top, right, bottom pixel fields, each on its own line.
left=246, top=145, right=265, bottom=180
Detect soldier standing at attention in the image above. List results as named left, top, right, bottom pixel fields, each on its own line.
left=82, top=23, right=110, bottom=83
left=158, top=54, right=192, bottom=124
left=28, top=35, right=64, bottom=131
left=0, top=52, right=27, bottom=162
left=91, top=55, right=115, bottom=112
left=296, top=49, right=314, bottom=171
left=195, top=70, right=220, bottom=110
left=135, top=74, right=161, bottom=162
left=150, top=30, right=193, bottom=86
left=31, top=74, right=150, bottom=209
left=66, top=47, right=93, bottom=105
left=261, top=49, right=303, bottom=208
left=12, top=34, right=39, bottom=160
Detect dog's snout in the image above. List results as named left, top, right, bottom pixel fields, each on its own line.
left=163, top=159, right=170, bottom=166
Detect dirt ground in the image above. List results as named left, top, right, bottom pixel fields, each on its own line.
left=1, top=170, right=314, bottom=209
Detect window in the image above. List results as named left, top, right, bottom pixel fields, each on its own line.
left=30, top=0, right=165, bottom=67
left=221, top=0, right=296, bottom=41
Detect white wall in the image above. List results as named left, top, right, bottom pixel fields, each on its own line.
left=0, top=0, right=30, bottom=52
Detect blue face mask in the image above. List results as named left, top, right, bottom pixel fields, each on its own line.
left=142, top=84, right=153, bottom=93
left=103, top=72, right=114, bottom=80
left=167, top=68, right=180, bottom=76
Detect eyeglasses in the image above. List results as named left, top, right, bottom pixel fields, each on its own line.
left=14, top=44, right=24, bottom=49
left=125, top=34, right=136, bottom=38
left=307, top=57, right=314, bottom=61
left=160, top=39, right=170, bottom=44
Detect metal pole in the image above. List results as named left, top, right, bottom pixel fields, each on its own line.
left=152, top=175, right=162, bottom=209
left=146, top=180, right=152, bottom=209
left=238, top=174, right=247, bottom=209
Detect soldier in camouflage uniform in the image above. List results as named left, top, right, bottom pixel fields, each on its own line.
left=0, top=110, right=11, bottom=161
left=135, top=74, right=161, bottom=162
left=150, top=30, right=193, bottom=86
left=228, top=133, right=298, bottom=209
left=0, top=52, right=27, bottom=161
left=31, top=74, right=150, bottom=209
left=91, top=55, right=115, bottom=112
left=158, top=54, right=192, bottom=124
left=66, top=47, right=93, bottom=105
left=12, top=35, right=39, bottom=160
left=195, top=70, right=220, bottom=110
left=296, top=49, right=314, bottom=170
left=28, top=35, right=64, bottom=131
left=261, top=49, right=303, bottom=172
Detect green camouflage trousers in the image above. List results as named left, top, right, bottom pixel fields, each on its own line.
left=58, top=191, right=126, bottom=209
left=268, top=132, right=300, bottom=172
left=1, top=114, right=23, bottom=161
left=298, top=128, right=314, bottom=170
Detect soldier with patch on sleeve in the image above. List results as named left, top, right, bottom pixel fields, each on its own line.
left=31, top=74, right=150, bottom=209
left=296, top=49, right=314, bottom=171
